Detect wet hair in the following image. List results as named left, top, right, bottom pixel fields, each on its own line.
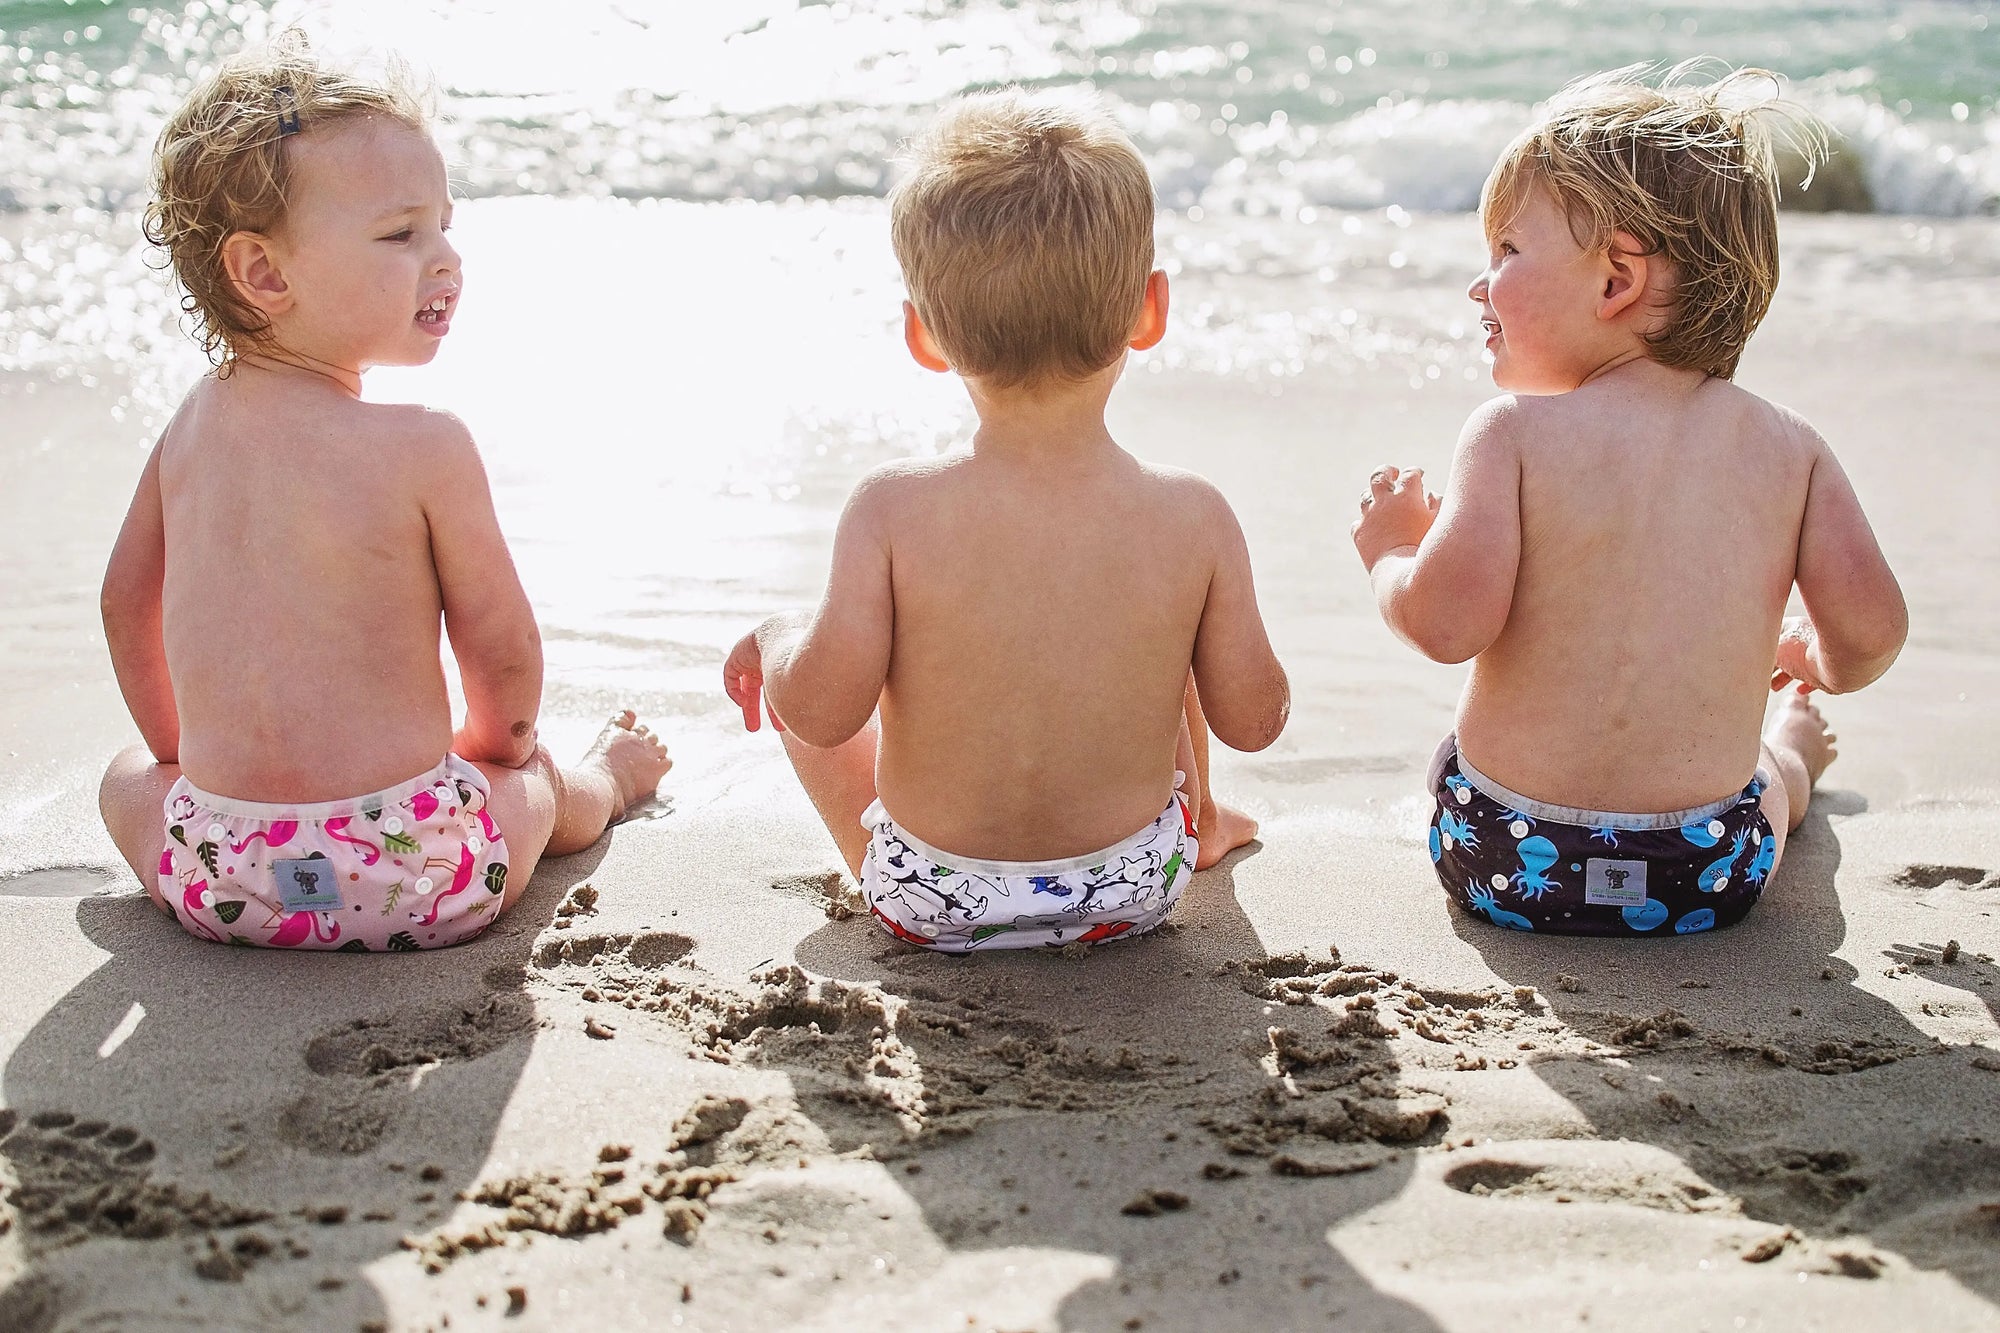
left=891, top=88, right=1156, bottom=390
left=1481, top=61, right=1828, bottom=380
left=144, top=32, right=430, bottom=367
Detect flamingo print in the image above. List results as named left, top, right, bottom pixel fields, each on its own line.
left=324, top=817, right=381, bottom=865
left=229, top=821, right=297, bottom=855
left=414, top=844, right=477, bottom=927
left=268, top=909, right=341, bottom=947
left=178, top=876, right=223, bottom=942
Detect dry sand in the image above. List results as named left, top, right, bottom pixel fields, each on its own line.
left=3, top=214, right=2000, bottom=1331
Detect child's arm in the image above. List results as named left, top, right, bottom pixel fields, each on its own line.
left=1353, top=399, right=1521, bottom=664
left=1774, top=425, right=1907, bottom=694
left=727, top=470, right=896, bottom=748
left=1188, top=483, right=1289, bottom=752
left=423, top=415, right=543, bottom=768
left=101, top=441, right=180, bottom=763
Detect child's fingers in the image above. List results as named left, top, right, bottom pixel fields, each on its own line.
left=1427, top=491, right=1442, bottom=513
left=1368, top=465, right=1401, bottom=494
left=725, top=672, right=762, bottom=731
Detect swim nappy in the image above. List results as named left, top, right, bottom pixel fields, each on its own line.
left=858, top=791, right=1196, bottom=952
left=159, top=755, right=509, bottom=951
left=1427, top=736, right=1774, bottom=937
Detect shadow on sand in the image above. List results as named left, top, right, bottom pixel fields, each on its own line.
left=0, top=842, right=607, bottom=1332
left=766, top=854, right=1450, bottom=1332
left=1453, top=795, right=2000, bottom=1305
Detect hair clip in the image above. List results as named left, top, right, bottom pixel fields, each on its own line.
left=274, top=85, right=301, bottom=137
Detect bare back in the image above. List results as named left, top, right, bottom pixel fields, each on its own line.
left=157, top=373, right=455, bottom=800
left=1458, top=371, right=1814, bottom=810
left=873, top=448, right=1214, bottom=858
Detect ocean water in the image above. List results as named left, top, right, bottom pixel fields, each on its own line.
left=0, top=0, right=1996, bottom=850
left=4, top=0, right=1998, bottom=216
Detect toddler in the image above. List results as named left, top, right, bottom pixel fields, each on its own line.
left=1351, top=65, right=1905, bottom=936
left=97, top=40, right=671, bottom=950
left=724, top=90, right=1289, bottom=951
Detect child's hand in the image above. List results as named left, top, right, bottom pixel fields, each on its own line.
left=723, top=631, right=785, bottom=733
left=1351, top=465, right=1441, bottom=571
left=1772, top=616, right=1829, bottom=694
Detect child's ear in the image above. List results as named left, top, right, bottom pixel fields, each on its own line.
left=221, top=231, right=293, bottom=319
left=902, top=301, right=950, bottom=373
left=1128, top=269, right=1170, bottom=351
left=1597, top=232, right=1651, bottom=323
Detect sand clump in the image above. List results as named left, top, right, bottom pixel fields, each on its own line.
left=402, top=1153, right=740, bottom=1270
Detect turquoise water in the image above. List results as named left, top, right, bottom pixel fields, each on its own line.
left=2, top=0, right=1996, bottom=214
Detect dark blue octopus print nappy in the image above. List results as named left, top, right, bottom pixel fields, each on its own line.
left=1427, top=738, right=1776, bottom=937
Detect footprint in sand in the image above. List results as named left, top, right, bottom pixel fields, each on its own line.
left=1441, top=1144, right=1734, bottom=1215
left=0, top=1107, right=268, bottom=1244
left=1889, top=864, right=1994, bottom=892
left=0, top=867, right=123, bottom=898
left=279, top=994, right=542, bottom=1156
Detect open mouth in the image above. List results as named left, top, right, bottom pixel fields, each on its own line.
left=416, top=292, right=455, bottom=327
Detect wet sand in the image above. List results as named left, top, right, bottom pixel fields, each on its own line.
left=2, top=209, right=1999, bottom=1331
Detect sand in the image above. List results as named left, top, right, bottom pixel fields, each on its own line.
left=3, top=209, right=2000, bottom=1331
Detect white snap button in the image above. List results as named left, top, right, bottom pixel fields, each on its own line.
left=1707, top=820, right=1726, bottom=838
left=1440, top=833, right=1455, bottom=850
left=414, top=877, right=435, bottom=894
left=466, top=836, right=484, bottom=855
left=1490, top=874, right=1508, bottom=891
left=919, top=922, right=939, bottom=938
left=384, top=816, right=405, bottom=835
left=1508, top=820, right=1529, bottom=838
left=1455, top=788, right=1472, bottom=805
left=196, top=887, right=213, bottom=909
left=207, top=823, right=227, bottom=842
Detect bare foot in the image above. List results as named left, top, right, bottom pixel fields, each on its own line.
left=1194, top=801, right=1259, bottom=870
left=584, top=710, right=673, bottom=813
left=1766, top=688, right=1837, bottom=788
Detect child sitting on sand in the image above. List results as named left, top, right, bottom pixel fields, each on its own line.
left=96, top=41, right=671, bottom=950
left=1351, top=64, right=1905, bottom=937
left=723, top=90, right=1289, bottom=951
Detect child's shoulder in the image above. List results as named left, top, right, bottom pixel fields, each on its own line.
left=344, top=401, right=487, bottom=482
left=356, top=399, right=475, bottom=447
left=1130, top=457, right=1240, bottom=517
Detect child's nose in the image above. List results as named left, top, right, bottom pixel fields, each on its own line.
left=1466, top=271, right=1490, bottom=302
left=435, top=236, right=461, bottom=275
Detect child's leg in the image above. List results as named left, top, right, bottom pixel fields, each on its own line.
left=779, top=718, right=880, bottom=880
left=1755, top=688, right=1837, bottom=885
left=1183, top=674, right=1259, bottom=869
left=98, top=743, right=179, bottom=913
left=472, top=711, right=672, bottom=910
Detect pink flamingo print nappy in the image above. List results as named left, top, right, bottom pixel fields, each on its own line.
left=158, top=755, right=510, bottom=951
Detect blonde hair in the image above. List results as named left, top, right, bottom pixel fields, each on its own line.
left=144, top=32, right=430, bottom=368
left=1482, top=61, right=1828, bottom=380
left=890, top=89, right=1156, bottom=390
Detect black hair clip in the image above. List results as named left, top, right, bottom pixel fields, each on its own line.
left=274, top=85, right=301, bottom=137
